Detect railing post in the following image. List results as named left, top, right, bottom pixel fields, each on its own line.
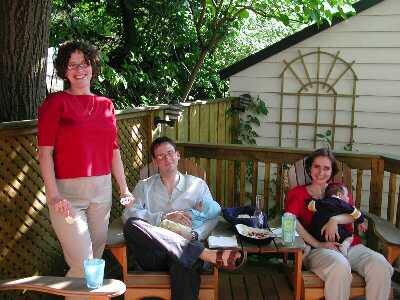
left=275, top=163, right=284, bottom=215
left=369, top=158, right=384, bottom=215
left=230, top=98, right=241, bottom=143
left=144, top=113, right=153, bottom=159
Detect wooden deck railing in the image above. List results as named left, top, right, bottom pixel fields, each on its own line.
left=177, top=143, right=400, bottom=227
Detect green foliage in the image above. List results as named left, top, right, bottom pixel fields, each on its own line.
left=344, top=139, right=358, bottom=151
left=316, top=129, right=333, bottom=149
left=316, top=129, right=358, bottom=151
left=228, top=95, right=269, bottom=145
left=50, top=0, right=356, bottom=108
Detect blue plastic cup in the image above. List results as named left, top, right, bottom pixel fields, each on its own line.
left=83, top=258, right=105, bottom=289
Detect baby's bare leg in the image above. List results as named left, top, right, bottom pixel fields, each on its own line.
left=339, top=236, right=353, bottom=256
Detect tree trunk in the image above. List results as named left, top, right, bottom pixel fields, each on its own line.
left=0, top=0, right=51, bottom=122
left=181, top=48, right=208, bottom=102
left=109, top=0, right=138, bottom=69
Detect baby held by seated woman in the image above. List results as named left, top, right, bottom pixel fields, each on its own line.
left=306, top=182, right=366, bottom=256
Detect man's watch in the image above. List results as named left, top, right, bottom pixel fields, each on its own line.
left=191, top=230, right=199, bottom=241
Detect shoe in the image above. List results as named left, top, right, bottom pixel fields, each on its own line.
left=215, top=249, right=247, bottom=271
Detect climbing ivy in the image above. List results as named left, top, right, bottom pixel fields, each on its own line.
left=228, top=94, right=269, bottom=145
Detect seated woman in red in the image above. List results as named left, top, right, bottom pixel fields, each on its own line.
left=285, top=148, right=392, bottom=300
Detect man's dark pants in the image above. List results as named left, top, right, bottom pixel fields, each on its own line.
left=123, top=217, right=205, bottom=300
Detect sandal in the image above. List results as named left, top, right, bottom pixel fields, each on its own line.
left=215, top=249, right=247, bottom=271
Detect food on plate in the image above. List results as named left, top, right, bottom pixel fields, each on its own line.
left=235, top=224, right=273, bottom=240
left=246, top=230, right=271, bottom=239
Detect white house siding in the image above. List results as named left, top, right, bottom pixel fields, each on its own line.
left=47, top=47, right=63, bottom=93
left=228, top=0, right=400, bottom=217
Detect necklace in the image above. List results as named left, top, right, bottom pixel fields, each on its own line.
left=306, top=184, right=326, bottom=199
left=71, top=94, right=95, bottom=116
left=87, top=95, right=95, bottom=116
left=65, top=90, right=95, bottom=116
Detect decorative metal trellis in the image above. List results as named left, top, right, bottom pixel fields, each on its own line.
left=278, top=48, right=358, bottom=149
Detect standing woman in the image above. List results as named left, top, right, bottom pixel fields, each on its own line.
left=37, top=41, right=133, bottom=286
left=285, top=148, right=393, bottom=300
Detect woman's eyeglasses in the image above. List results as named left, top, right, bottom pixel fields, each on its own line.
left=67, top=63, right=90, bottom=70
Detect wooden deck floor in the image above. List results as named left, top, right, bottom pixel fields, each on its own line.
left=218, top=256, right=294, bottom=300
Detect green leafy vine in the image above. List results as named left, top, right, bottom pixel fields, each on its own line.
left=227, top=94, right=269, bottom=145
left=316, top=129, right=357, bottom=151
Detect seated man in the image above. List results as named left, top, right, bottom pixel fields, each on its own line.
left=306, top=182, right=365, bottom=256
left=122, top=136, right=245, bottom=300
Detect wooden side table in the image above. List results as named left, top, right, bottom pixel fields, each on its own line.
left=210, top=219, right=305, bottom=300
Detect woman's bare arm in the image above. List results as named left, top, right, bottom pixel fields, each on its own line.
left=297, top=218, right=341, bottom=250
left=38, top=146, right=71, bottom=217
left=296, top=220, right=320, bottom=248
left=111, top=149, right=132, bottom=204
left=322, top=213, right=354, bottom=241
left=38, top=146, right=59, bottom=199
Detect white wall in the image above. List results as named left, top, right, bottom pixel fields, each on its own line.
left=47, top=47, right=63, bottom=93
left=229, top=0, right=400, bottom=155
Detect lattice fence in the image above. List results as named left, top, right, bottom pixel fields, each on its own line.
left=110, top=115, right=152, bottom=220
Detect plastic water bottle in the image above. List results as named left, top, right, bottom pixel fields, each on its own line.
left=282, top=212, right=296, bottom=245
left=253, top=195, right=264, bottom=228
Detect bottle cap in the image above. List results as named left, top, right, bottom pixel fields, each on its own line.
left=283, top=212, right=295, bottom=217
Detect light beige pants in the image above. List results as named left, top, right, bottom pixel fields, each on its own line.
left=49, top=174, right=112, bottom=299
left=304, top=244, right=393, bottom=300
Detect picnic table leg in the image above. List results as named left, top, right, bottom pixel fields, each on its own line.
left=293, top=250, right=303, bottom=300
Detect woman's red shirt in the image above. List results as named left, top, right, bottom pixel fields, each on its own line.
left=38, top=91, right=118, bottom=179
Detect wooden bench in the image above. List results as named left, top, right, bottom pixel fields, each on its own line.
left=0, top=276, right=126, bottom=300
left=106, top=158, right=219, bottom=300
left=106, top=218, right=218, bottom=300
left=302, top=271, right=365, bottom=300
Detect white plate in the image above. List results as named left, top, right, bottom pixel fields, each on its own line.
left=235, top=224, right=274, bottom=240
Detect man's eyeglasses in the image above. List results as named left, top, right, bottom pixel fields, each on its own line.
left=154, top=150, right=176, bottom=161
left=67, top=63, right=90, bottom=70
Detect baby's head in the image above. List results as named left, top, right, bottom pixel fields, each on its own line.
left=325, top=182, right=349, bottom=202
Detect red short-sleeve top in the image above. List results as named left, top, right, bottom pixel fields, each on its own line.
left=38, top=91, right=118, bottom=179
left=285, top=185, right=361, bottom=246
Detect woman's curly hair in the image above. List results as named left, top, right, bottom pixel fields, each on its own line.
left=54, top=40, right=101, bottom=82
left=305, top=148, right=339, bottom=181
